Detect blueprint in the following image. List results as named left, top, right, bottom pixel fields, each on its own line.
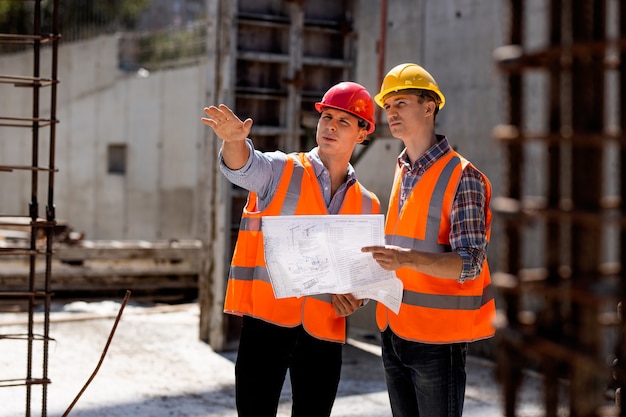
left=261, top=214, right=403, bottom=313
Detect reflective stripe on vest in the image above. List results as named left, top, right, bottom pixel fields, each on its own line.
left=402, top=281, right=495, bottom=310
left=377, top=150, right=495, bottom=344
left=281, top=160, right=304, bottom=215
left=225, top=152, right=380, bottom=343
left=230, top=265, right=332, bottom=303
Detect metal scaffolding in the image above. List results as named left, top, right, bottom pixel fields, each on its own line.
left=0, top=1, right=60, bottom=416
left=493, top=0, right=626, bottom=415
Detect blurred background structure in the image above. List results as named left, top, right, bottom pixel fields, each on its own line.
left=493, top=1, right=626, bottom=416
left=0, top=0, right=625, bottom=416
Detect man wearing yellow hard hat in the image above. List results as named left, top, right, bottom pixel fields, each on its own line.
left=362, top=63, right=496, bottom=417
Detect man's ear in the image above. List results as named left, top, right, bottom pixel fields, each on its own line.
left=356, top=129, right=367, bottom=144
left=425, top=100, right=437, bottom=116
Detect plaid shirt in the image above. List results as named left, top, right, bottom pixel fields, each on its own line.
left=397, top=135, right=489, bottom=282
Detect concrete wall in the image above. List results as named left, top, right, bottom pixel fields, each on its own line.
left=1, top=35, right=207, bottom=240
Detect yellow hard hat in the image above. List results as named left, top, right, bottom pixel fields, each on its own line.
left=374, top=63, right=445, bottom=110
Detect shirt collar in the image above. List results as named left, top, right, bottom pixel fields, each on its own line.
left=397, top=134, right=451, bottom=172
left=306, top=147, right=357, bottom=183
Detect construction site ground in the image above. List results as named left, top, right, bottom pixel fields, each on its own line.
left=0, top=300, right=563, bottom=417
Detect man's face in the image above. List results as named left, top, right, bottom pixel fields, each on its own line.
left=316, top=107, right=366, bottom=156
left=382, top=93, right=432, bottom=139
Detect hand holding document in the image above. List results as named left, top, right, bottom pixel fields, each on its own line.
left=261, top=214, right=403, bottom=313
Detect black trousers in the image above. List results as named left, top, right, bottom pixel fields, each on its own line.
left=235, top=316, right=342, bottom=417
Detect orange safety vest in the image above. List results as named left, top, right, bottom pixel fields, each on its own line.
left=376, top=150, right=496, bottom=344
left=224, top=152, right=380, bottom=343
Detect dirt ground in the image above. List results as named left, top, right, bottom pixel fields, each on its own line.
left=0, top=299, right=561, bottom=417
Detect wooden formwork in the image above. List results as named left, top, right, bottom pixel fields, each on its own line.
left=0, top=238, right=203, bottom=305
left=199, top=0, right=358, bottom=351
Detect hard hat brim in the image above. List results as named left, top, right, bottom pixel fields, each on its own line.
left=374, top=87, right=446, bottom=110
left=315, top=103, right=375, bottom=134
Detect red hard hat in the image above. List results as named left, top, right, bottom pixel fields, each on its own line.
left=315, top=82, right=376, bottom=134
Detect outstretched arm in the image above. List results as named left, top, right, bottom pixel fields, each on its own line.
left=361, top=245, right=463, bottom=280
left=201, top=104, right=253, bottom=170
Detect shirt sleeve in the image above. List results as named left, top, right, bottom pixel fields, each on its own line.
left=449, top=166, right=489, bottom=282
left=218, top=139, right=288, bottom=206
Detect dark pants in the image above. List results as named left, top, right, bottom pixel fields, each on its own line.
left=235, top=316, right=342, bottom=417
left=381, top=328, right=468, bottom=417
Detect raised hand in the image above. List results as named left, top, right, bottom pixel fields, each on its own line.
left=201, top=104, right=253, bottom=143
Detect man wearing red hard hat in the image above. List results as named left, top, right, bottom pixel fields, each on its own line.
left=202, top=81, right=380, bottom=417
